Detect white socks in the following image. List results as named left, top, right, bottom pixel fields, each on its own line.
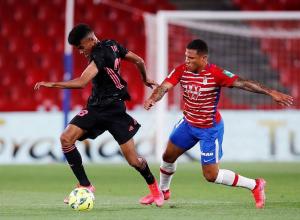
left=159, top=162, right=256, bottom=191
left=159, top=160, right=177, bottom=191
left=214, top=169, right=256, bottom=190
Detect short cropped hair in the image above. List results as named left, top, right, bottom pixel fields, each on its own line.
left=187, top=39, right=208, bottom=54
left=68, top=23, right=93, bottom=46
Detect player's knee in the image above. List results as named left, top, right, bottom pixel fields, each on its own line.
left=60, top=132, right=74, bottom=147
left=129, top=157, right=146, bottom=170
left=127, top=157, right=139, bottom=168
left=162, top=152, right=176, bottom=163
left=203, top=171, right=218, bottom=182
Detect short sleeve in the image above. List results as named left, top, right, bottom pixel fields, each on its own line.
left=163, top=65, right=184, bottom=86
left=90, top=47, right=105, bottom=70
left=115, top=41, right=128, bottom=58
left=212, top=65, right=238, bottom=87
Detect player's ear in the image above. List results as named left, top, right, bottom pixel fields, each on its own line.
left=202, top=54, right=208, bottom=60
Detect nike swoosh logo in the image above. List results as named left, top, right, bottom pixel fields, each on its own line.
left=203, top=158, right=214, bottom=163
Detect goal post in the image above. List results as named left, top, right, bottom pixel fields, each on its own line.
left=144, top=11, right=300, bottom=161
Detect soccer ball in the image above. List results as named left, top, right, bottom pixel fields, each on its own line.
left=68, top=188, right=94, bottom=211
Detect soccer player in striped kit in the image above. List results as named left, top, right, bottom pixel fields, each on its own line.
left=140, top=39, right=293, bottom=208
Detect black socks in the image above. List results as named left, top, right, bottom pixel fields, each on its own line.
left=135, top=157, right=155, bottom=185
left=64, top=147, right=91, bottom=187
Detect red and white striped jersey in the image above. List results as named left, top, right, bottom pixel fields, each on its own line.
left=164, top=63, right=238, bottom=128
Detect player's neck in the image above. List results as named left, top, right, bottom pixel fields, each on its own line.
left=196, top=65, right=206, bottom=73
left=198, top=63, right=209, bottom=72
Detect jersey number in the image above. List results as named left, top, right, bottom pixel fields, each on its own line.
left=77, top=110, right=88, bottom=117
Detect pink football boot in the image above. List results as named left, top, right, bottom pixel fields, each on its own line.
left=251, top=178, right=266, bottom=209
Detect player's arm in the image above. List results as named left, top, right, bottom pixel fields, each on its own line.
left=232, top=77, right=294, bottom=106
left=123, top=51, right=158, bottom=89
left=34, top=61, right=98, bottom=90
left=144, top=81, right=174, bottom=110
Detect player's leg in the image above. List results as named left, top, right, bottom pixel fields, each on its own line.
left=140, top=118, right=197, bottom=205
left=119, top=138, right=164, bottom=207
left=159, top=118, right=198, bottom=195
left=62, top=108, right=102, bottom=204
left=60, top=124, right=96, bottom=204
left=120, top=138, right=155, bottom=185
left=159, top=140, right=186, bottom=198
left=199, top=120, right=266, bottom=208
left=202, top=162, right=266, bottom=208
left=139, top=140, right=185, bottom=205
left=107, top=103, right=163, bottom=206
left=60, top=124, right=92, bottom=187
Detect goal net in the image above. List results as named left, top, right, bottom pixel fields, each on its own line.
left=144, top=11, right=300, bottom=160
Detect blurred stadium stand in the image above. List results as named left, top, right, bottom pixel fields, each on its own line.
left=0, top=0, right=299, bottom=111
left=0, top=0, right=174, bottom=111
left=233, top=0, right=300, bottom=109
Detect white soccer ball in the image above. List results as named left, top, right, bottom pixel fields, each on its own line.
left=68, top=188, right=94, bottom=211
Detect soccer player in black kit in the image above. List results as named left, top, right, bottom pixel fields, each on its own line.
left=34, top=24, right=164, bottom=207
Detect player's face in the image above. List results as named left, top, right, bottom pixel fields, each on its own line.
left=185, top=49, right=207, bottom=73
left=76, top=38, right=94, bottom=58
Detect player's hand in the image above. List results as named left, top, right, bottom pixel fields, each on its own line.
left=34, top=81, right=54, bottom=90
left=143, top=78, right=159, bottom=89
left=144, top=98, right=156, bottom=110
left=270, top=90, right=294, bottom=106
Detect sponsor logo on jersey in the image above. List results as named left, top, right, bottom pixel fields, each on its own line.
left=201, top=152, right=214, bottom=156
left=182, top=84, right=202, bottom=100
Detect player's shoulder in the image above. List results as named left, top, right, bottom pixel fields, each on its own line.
left=206, top=63, right=223, bottom=73
left=166, top=64, right=185, bottom=80
left=174, top=63, right=186, bottom=72
left=91, top=40, right=116, bottom=55
left=207, top=63, right=237, bottom=79
left=169, top=63, right=186, bottom=76
left=102, top=39, right=117, bottom=46
left=91, top=42, right=104, bottom=54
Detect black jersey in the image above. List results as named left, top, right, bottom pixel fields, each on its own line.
left=88, top=40, right=130, bottom=107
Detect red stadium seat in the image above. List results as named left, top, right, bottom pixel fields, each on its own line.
left=12, top=5, right=33, bottom=22
left=71, top=90, right=86, bottom=110
left=285, top=39, right=300, bottom=55
left=37, top=5, right=57, bottom=22
left=31, top=37, right=54, bottom=54
left=0, top=22, right=15, bottom=38
left=7, top=37, right=29, bottom=53
left=1, top=74, right=12, bottom=88
left=15, top=54, right=33, bottom=72
left=24, top=20, right=49, bottom=38
left=265, top=2, right=285, bottom=11
left=275, top=21, right=300, bottom=29
left=93, top=21, right=115, bottom=37
left=75, top=0, right=93, bottom=7
left=47, top=23, right=64, bottom=38
left=260, top=39, right=283, bottom=54
left=25, top=68, right=48, bottom=87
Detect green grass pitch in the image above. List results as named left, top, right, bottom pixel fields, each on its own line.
left=0, top=163, right=299, bottom=220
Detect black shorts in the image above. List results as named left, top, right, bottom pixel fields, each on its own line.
left=69, top=100, right=140, bottom=145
